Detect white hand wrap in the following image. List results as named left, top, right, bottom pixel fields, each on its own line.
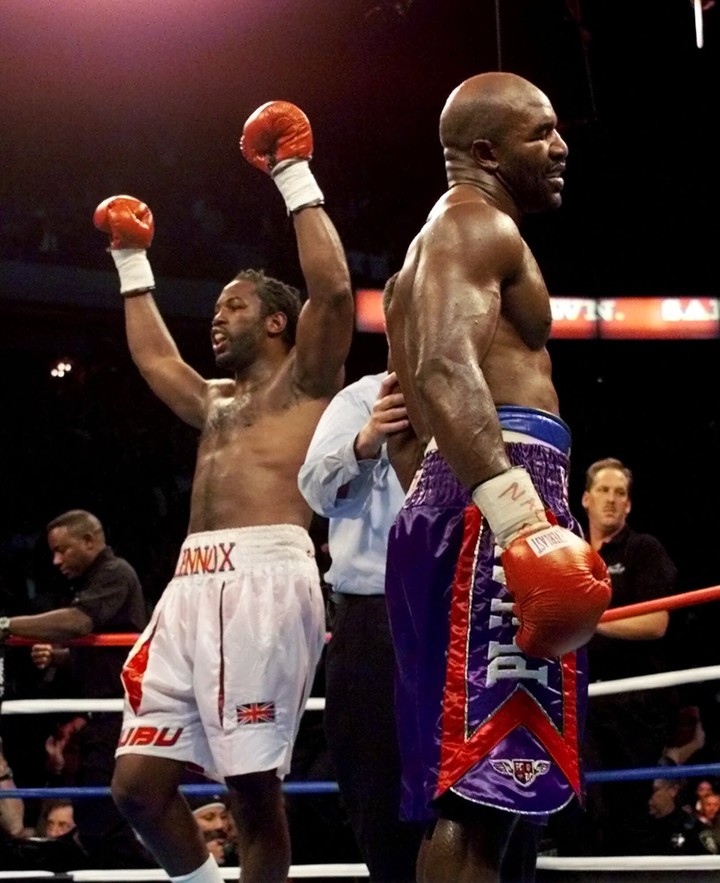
left=471, top=466, right=548, bottom=549
left=110, top=248, right=155, bottom=295
left=271, top=159, right=324, bottom=214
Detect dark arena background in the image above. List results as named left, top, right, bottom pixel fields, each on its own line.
left=1, top=0, right=720, bottom=878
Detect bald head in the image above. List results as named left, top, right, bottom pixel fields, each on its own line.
left=439, top=72, right=551, bottom=151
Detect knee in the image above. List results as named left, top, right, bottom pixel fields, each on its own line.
left=111, top=766, right=143, bottom=818
left=227, top=772, right=284, bottom=822
left=111, top=762, right=168, bottom=821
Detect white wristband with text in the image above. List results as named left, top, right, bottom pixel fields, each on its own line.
left=110, top=248, right=155, bottom=295
left=272, top=159, right=324, bottom=214
left=471, top=466, right=548, bottom=549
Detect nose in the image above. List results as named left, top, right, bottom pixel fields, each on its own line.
left=551, top=129, right=568, bottom=159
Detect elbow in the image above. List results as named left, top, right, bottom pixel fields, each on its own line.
left=648, top=611, right=670, bottom=640
left=414, top=356, right=456, bottom=405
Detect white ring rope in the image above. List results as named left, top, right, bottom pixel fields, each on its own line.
left=587, top=663, right=720, bottom=697
left=4, top=665, right=720, bottom=717
left=4, top=854, right=720, bottom=879
left=0, top=696, right=325, bottom=715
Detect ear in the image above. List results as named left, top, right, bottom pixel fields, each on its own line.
left=265, top=311, right=288, bottom=337
left=581, top=490, right=590, bottom=511
left=470, top=138, right=498, bottom=171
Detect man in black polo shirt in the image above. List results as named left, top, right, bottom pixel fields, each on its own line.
left=552, top=458, right=679, bottom=856
left=0, top=509, right=150, bottom=867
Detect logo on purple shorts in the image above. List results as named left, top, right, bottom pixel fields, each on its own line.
left=490, top=758, right=551, bottom=787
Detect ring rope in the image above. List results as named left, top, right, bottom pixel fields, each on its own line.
left=6, top=585, right=720, bottom=648
left=4, top=758, right=720, bottom=803
left=0, top=782, right=340, bottom=799
left=599, top=585, right=720, bottom=622
left=4, top=662, right=720, bottom=718
left=0, top=697, right=325, bottom=714
left=4, top=855, right=720, bottom=879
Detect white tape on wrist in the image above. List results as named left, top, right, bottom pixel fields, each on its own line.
left=110, top=248, right=155, bottom=295
left=272, top=159, right=324, bottom=214
left=471, top=466, right=547, bottom=549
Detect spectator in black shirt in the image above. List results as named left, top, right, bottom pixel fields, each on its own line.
left=0, top=509, right=152, bottom=868
left=647, top=775, right=716, bottom=855
left=550, top=458, right=679, bottom=856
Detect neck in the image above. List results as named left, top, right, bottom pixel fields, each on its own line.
left=233, top=352, right=284, bottom=390
left=589, top=524, right=623, bottom=551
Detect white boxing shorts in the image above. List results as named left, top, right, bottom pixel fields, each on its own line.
left=116, top=525, right=325, bottom=781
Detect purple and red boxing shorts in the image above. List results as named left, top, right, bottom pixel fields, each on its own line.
left=385, top=406, right=587, bottom=822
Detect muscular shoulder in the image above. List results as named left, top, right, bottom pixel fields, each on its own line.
left=425, top=192, right=524, bottom=276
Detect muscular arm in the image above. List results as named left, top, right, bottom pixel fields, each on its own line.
left=596, top=610, right=669, bottom=640
left=405, top=202, right=523, bottom=488
left=124, top=294, right=209, bottom=429
left=292, top=207, right=354, bottom=398
left=7, top=607, right=94, bottom=642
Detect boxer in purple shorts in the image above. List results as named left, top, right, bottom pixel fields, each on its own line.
left=386, top=407, right=586, bottom=826
left=384, top=72, right=611, bottom=882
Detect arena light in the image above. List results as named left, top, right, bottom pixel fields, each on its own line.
left=50, top=359, right=73, bottom=379
left=694, top=0, right=704, bottom=47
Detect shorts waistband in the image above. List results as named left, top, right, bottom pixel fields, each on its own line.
left=497, top=406, right=571, bottom=454
left=425, top=407, right=571, bottom=457
left=179, top=524, right=314, bottom=561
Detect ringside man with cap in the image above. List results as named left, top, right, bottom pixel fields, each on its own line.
left=94, top=101, right=354, bottom=883
left=383, top=72, right=612, bottom=882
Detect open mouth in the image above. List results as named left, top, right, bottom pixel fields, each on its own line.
left=211, top=332, right=227, bottom=353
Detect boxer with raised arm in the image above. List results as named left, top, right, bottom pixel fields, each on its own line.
left=94, top=101, right=354, bottom=883
left=383, top=72, right=611, bottom=882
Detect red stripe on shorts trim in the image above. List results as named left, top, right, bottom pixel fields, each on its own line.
left=120, top=624, right=157, bottom=714
left=436, top=504, right=580, bottom=798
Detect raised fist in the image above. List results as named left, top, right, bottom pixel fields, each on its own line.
left=93, top=195, right=154, bottom=250
left=240, top=100, right=313, bottom=174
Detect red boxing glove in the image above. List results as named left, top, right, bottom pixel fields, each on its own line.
left=472, top=466, right=611, bottom=658
left=93, top=195, right=154, bottom=250
left=501, top=523, right=611, bottom=658
left=240, top=100, right=313, bottom=174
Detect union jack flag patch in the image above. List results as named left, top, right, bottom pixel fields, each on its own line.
left=236, top=701, right=276, bottom=725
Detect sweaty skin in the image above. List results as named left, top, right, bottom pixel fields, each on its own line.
left=385, top=72, right=566, bottom=492
left=384, top=71, right=572, bottom=883
left=123, top=207, right=354, bottom=534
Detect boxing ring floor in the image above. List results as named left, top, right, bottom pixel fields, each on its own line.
left=3, top=587, right=720, bottom=882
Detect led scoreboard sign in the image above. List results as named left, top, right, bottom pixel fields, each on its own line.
left=355, top=291, right=720, bottom=340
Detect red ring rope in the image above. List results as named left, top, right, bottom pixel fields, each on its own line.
left=6, top=586, right=720, bottom=646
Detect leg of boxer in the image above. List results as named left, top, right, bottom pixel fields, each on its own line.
left=500, top=815, right=542, bottom=882
left=419, top=805, right=520, bottom=883
left=74, top=714, right=154, bottom=868
left=225, top=770, right=289, bottom=883
left=112, top=754, right=216, bottom=879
